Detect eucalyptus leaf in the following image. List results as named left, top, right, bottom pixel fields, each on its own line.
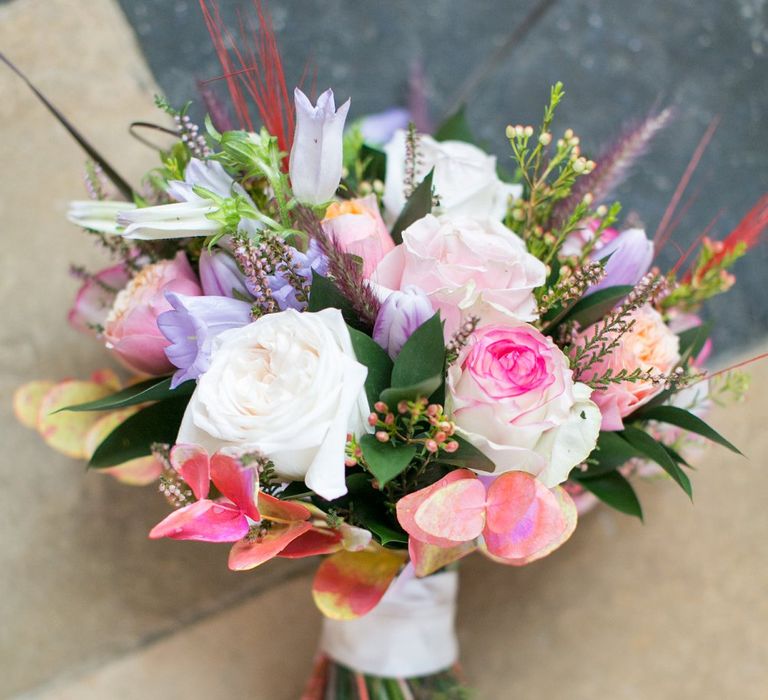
left=390, top=169, right=434, bottom=244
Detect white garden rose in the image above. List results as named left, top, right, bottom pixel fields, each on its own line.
left=382, top=130, right=521, bottom=222
left=176, top=308, right=369, bottom=500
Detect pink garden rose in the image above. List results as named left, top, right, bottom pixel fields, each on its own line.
left=104, top=252, right=202, bottom=375
left=322, top=194, right=394, bottom=278
left=373, top=214, right=546, bottom=337
left=448, top=323, right=600, bottom=487
left=575, top=304, right=680, bottom=430
left=69, top=262, right=132, bottom=335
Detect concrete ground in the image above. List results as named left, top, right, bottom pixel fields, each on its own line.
left=1, top=1, right=767, bottom=698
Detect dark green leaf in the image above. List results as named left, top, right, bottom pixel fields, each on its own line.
left=577, top=471, right=643, bottom=519
left=359, top=435, right=417, bottom=486
left=88, top=396, right=189, bottom=468
left=390, top=169, right=434, bottom=244
left=631, top=405, right=742, bottom=455
left=279, top=482, right=314, bottom=500
left=390, top=313, right=445, bottom=388
left=677, top=322, right=713, bottom=363
left=58, top=377, right=194, bottom=413
left=307, top=271, right=363, bottom=328
left=434, top=106, right=475, bottom=143
left=347, top=328, right=393, bottom=406
left=620, top=426, right=692, bottom=498
left=437, top=435, right=495, bottom=472
left=577, top=431, right=643, bottom=477
left=564, top=285, right=633, bottom=329
left=343, top=473, right=408, bottom=546
left=379, top=376, right=444, bottom=407
left=360, top=144, right=386, bottom=181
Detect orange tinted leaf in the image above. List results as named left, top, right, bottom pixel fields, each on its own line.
left=13, top=381, right=55, bottom=429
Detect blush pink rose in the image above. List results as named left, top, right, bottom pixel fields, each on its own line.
left=373, top=214, right=546, bottom=337
left=322, top=194, right=394, bottom=278
left=574, top=304, right=680, bottom=430
left=69, top=262, right=132, bottom=335
left=104, top=252, right=202, bottom=375
left=447, top=323, right=600, bottom=487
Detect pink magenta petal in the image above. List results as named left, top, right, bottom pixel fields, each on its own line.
left=414, top=478, right=486, bottom=542
left=396, top=469, right=477, bottom=547
left=210, top=453, right=260, bottom=521
left=409, top=538, right=476, bottom=578
left=277, top=527, right=343, bottom=558
left=149, top=500, right=248, bottom=542
left=170, top=444, right=211, bottom=500
left=257, top=492, right=311, bottom=522
left=228, top=521, right=313, bottom=570
left=482, top=479, right=572, bottom=562
left=312, top=549, right=405, bottom=620
left=484, top=471, right=537, bottom=534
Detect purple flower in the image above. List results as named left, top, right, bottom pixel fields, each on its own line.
left=199, top=249, right=253, bottom=300
left=157, top=292, right=252, bottom=388
left=588, top=228, right=654, bottom=295
left=265, top=239, right=329, bottom=311
left=373, top=285, right=434, bottom=358
left=359, top=107, right=411, bottom=146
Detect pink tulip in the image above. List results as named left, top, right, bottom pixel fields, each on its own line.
left=322, top=194, right=395, bottom=278
left=103, top=252, right=202, bottom=375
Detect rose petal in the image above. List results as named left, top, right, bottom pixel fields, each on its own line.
left=228, top=521, right=313, bottom=570
left=312, top=548, right=404, bottom=620
left=149, top=500, right=248, bottom=542
left=170, top=444, right=211, bottom=500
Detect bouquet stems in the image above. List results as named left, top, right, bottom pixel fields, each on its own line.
left=302, top=654, right=470, bottom=700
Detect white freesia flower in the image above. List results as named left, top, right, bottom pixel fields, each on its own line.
left=290, top=88, right=350, bottom=205
left=117, top=158, right=261, bottom=240
left=382, top=131, right=521, bottom=222
left=177, top=308, right=369, bottom=500
left=67, top=200, right=136, bottom=234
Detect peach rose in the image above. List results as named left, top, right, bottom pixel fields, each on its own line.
left=104, top=252, right=202, bottom=375
left=575, top=304, right=680, bottom=430
left=322, top=194, right=394, bottom=278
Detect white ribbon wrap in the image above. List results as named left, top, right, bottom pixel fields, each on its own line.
left=320, top=570, right=459, bottom=678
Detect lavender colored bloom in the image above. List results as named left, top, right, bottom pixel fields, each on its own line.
left=157, top=292, right=252, bottom=388
left=373, top=285, right=434, bottom=358
left=199, top=249, right=253, bottom=300
left=358, top=107, right=411, bottom=146
left=265, top=239, right=329, bottom=311
left=588, top=228, right=654, bottom=295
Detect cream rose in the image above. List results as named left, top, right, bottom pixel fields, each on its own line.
left=382, top=131, right=520, bottom=222
left=176, top=308, right=369, bottom=500
left=372, top=214, right=546, bottom=337
left=447, top=323, right=601, bottom=487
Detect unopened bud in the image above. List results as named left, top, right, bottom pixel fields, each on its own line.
left=368, top=413, right=379, bottom=426
left=538, top=132, right=552, bottom=146
left=443, top=441, right=460, bottom=453
left=425, top=439, right=439, bottom=453
left=375, top=431, right=390, bottom=443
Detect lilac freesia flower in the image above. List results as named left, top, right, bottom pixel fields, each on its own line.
left=373, top=285, right=434, bottom=358
left=358, top=107, right=411, bottom=146
left=199, top=249, right=253, bottom=299
left=588, top=228, right=654, bottom=295
left=289, top=88, right=350, bottom=205
left=157, top=292, right=252, bottom=388
left=265, top=239, right=329, bottom=311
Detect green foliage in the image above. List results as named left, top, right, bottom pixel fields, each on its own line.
left=434, top=105, right=475, bottom=143
left=619, top=426, right=692, bottom=498
left=342, top=473, right=408, bottom=546
left=435, top=434, right=495, bottom=472
left=578, top=431, right=643, bottom=477
left=347, top=327, right=394, bottom=406
left=390, top=313, right=445, bottom=389
left=359, top=435, right=418, bottom=486
left=390, top=169, right=434, bottom=244
left=631, top=405, right=741, bottom=454
left=307, top=272, right=363, bottom=329
left=576, top=470, right=643, bottom=519
left=562, top=285, right=633, bottom=330
left=88, top=396, right=190, bottom=468
left=57, top=377, right=194, bottom=413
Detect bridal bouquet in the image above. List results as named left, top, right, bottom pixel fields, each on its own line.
left=11, top=2, right=765, bottom=697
